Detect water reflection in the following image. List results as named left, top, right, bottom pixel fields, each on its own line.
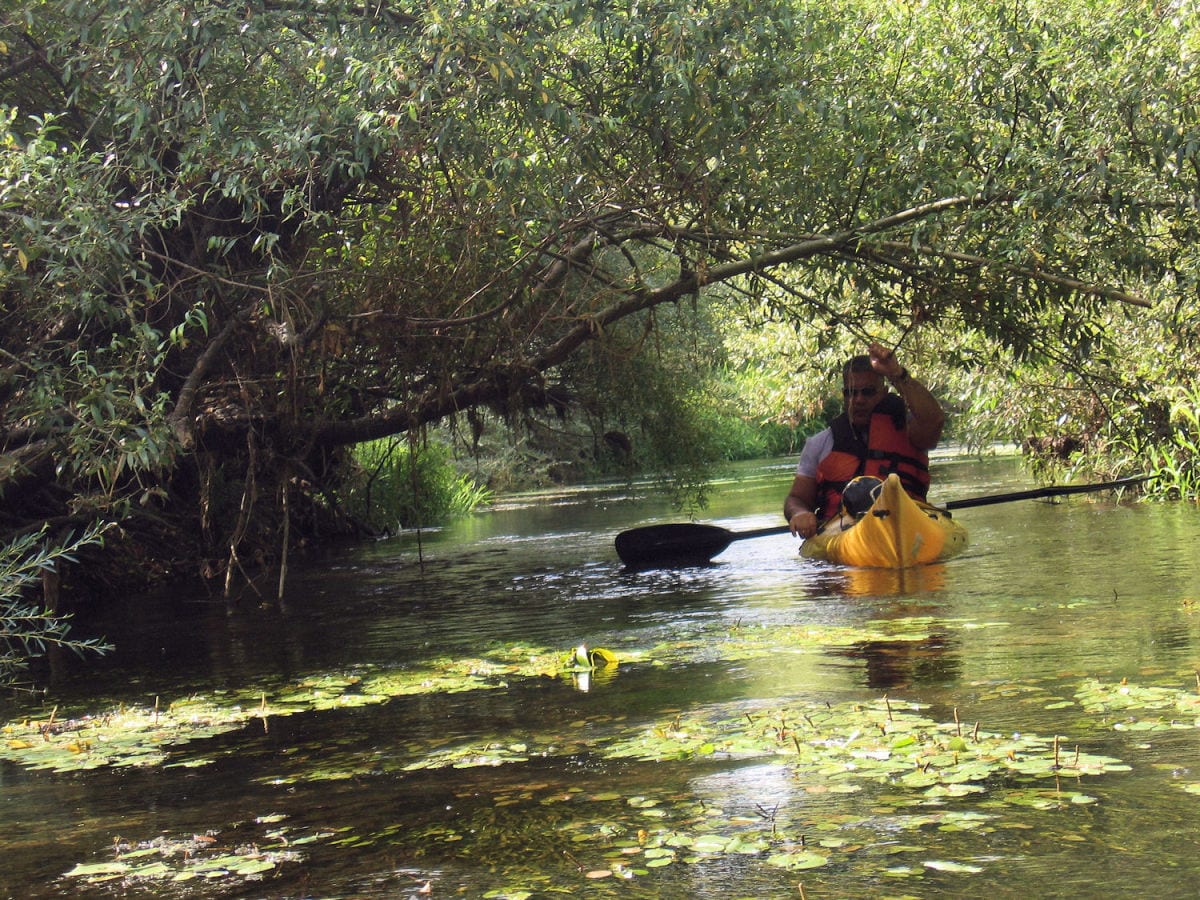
left=835, top=562, right=949, bottom=597
left=828, top=633, right=960, bottom=690
left=804, top=563, right=960, bottom=689
left=6, top=455, right=1200, bottom=899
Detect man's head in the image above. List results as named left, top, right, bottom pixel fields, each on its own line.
left=842, top=354, right=885, bottom=427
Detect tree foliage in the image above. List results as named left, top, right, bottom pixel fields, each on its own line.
left=1, top=0, right=1198, bottom=604
left=0, top=523, right=112, bottom=685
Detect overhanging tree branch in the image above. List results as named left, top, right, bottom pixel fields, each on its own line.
left=309, top=195, right=1116, bottom=449
left=167, top=306, right=256, bottom=448
left=869, top=240, right=1149, bottom=307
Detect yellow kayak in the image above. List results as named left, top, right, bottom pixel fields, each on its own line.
left=801, top=473, right=968, bottom=568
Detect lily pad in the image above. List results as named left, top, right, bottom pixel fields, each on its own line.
left=0, top=619, right=949, bottom=775
left=765, top=849, right=831, bottom=870
left=61, top=822, right=318, bottom=890
left=923, top=859, right=985, bottom=873
left=602, top=696, right=1128, bottom=797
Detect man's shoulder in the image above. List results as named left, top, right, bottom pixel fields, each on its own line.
left=803, top=426, right=833, bottom=449
left=797, top=428, right=835, bottom=476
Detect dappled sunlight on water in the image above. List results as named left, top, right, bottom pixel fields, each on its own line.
left=5, top=455, right=1200, bottom=898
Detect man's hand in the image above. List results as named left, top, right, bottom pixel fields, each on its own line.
left=788, top=510, right=818, bottom=539
left=867, top=341, right=903, bottom=380
left=785, top=473, right=820, bottom=538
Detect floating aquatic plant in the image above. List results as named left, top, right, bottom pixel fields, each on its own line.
left=1070, top=677, right=1200, bottom=735
left=561, top=644, right=619, bottom=671
left=0, top=698, right=260, bottom=773
left=61, top=817, right=331, bottom=889
left=0, top=624, right=1142, bottom=792
left=602, top=696, right=1130, bottom=792
left=0, top=621, right=936, bottom=774
left=318, top=782, right=1011, bottom=888
left=20, top=613, right=1200, bottom=896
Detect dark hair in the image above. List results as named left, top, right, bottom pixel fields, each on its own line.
left=842, top=354, right=878, bottom=385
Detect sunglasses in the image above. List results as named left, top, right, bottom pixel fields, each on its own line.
left=842, top=387, right=879, bottom=398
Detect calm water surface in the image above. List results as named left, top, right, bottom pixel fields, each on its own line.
left=3, top=454, right=1200, bottom=898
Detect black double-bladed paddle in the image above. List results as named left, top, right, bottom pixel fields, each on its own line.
left=614, top=475, right=1151, bottom=569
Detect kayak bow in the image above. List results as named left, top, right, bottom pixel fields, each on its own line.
left=800, top=473, right=968, bottom=567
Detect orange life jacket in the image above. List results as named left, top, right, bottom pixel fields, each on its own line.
left=814, top=394, right=931, bottom=518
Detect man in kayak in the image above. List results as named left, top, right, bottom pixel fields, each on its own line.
left=784, top=342, right=945, bottom=539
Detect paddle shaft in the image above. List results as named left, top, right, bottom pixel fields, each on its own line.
left=939, top=475, right=1150, bottom=511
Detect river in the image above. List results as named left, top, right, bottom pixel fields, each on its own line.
left=3, top=453, right=1200, bottom=898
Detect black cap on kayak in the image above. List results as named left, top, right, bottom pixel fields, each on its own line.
left=841, top=476, right=884, bottom=519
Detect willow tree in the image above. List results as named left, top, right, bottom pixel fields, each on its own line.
left=1, top=0, right=1195, bottom=604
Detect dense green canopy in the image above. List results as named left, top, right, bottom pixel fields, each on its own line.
left=2, top=0, right=1198, bottom=611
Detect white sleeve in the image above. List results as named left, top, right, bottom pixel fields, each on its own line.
left=795, top=429, right=833, bottom=478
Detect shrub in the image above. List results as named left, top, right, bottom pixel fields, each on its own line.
left=342, top=439, right=492, bottom=532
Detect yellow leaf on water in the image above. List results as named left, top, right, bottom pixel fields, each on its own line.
left=589, top=647, right=619, bottom=667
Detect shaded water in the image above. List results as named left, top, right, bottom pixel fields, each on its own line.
left=4, top=454, right=1200, bottom=898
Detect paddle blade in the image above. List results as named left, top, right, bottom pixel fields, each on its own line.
left=614, top=523, right=736, bottom=569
